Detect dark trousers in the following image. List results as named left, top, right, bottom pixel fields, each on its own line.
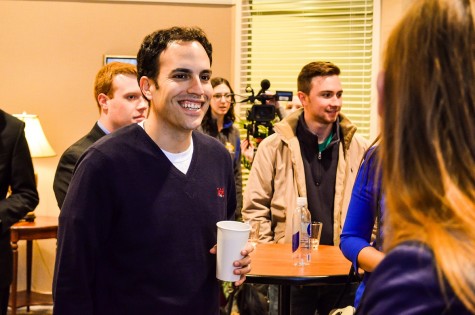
left=290, top=283, right=357, bottom=315
left=0, top=285, right=9, bottom=315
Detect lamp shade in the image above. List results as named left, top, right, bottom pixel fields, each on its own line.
left=13, top=112, right=56, bottom=158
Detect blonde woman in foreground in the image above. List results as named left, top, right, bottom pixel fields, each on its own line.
left=357, top=0, right=475, bottom=314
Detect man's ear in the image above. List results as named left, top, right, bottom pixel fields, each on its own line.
left=377, top=71, right=384, bottom=117
left=140, top=76, right=154, bottom=101
left=297, top=91, right=307, bottom=107
left=97, top=93, right=109, bottom=111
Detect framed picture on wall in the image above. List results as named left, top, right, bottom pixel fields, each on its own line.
left=103, top=55, right=137, bottom=65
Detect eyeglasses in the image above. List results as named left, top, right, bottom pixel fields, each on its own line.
left=212, top=93, right=233, bottom=102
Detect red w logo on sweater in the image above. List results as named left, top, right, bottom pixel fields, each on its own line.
left=217, top=188, right=225, bottom=198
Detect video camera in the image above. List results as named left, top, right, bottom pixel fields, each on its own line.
left=242, top=79, right=292, bottom=141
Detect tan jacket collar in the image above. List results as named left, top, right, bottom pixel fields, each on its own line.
left=273, top=108, right=358, bottom=152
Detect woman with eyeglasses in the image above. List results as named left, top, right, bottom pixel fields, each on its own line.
left=198, top=77, right=243, bottom=220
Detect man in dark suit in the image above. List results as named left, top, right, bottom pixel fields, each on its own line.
left=0, top=109, right=39, bottom=315
left=53, top=62, right=148, bottom=208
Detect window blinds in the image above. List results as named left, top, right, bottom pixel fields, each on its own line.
left=237, top=0, right=374, bottom=139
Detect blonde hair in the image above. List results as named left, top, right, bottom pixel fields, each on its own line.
left=381, top=0, right=475, bottom=311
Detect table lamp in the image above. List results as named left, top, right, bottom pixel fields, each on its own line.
left=13, top=112, right=56, bottom=221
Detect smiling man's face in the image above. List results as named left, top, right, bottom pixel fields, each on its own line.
left=302, top=75, right=343, bottom=127
left=146, top=41, right=213, bottom=134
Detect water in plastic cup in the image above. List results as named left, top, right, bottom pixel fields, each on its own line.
left=310, top=222, right=323, bottom=250
left=216, top=221, right=250, bottom=282
left=247, top=220, right=260, bottom=249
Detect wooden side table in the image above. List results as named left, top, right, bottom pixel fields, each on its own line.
left=8, top=216, right=58, bottom=315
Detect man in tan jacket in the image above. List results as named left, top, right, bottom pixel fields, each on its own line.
left=242, top=61, right=369, bottom=315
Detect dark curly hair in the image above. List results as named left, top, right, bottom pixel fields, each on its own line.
left=137, top=26, right=212, bottom=87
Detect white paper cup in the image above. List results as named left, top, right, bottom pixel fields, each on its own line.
left=216, top=221, right=250, bottom=282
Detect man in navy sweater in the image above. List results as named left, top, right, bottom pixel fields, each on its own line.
left=53, top=26, right=252, bottom=315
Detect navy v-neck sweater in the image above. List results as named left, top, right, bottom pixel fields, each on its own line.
left=53, top=124, right=236, bottom=315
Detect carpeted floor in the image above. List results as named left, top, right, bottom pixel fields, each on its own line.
left=7, top=306, right=53, bottom=315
